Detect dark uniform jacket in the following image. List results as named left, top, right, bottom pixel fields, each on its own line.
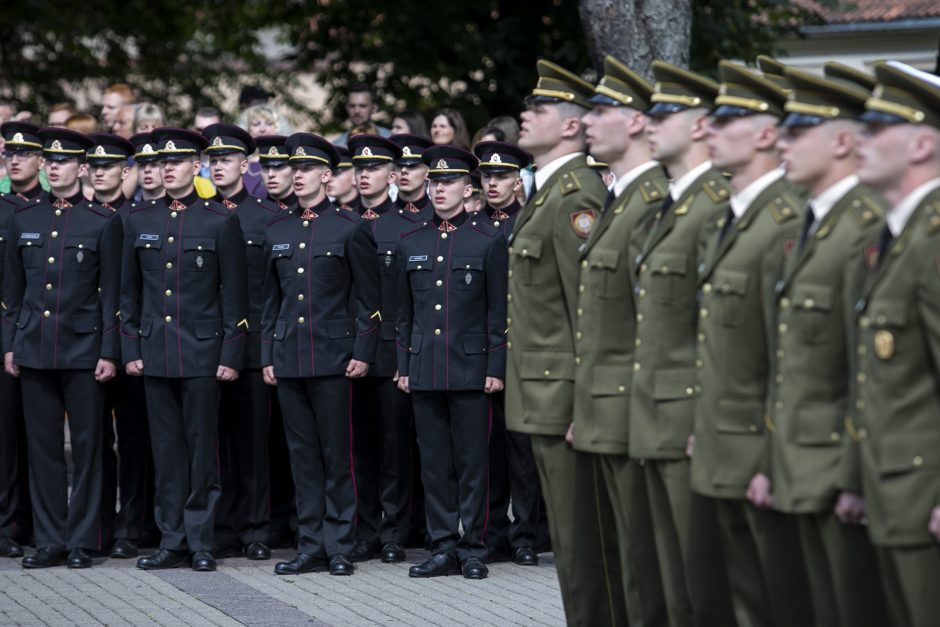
left=224, top=188, right=280, bottom=370
left=119, top=190, right=247, bottom=377
left=481, top=200, right=523, bottom=237
left=853, top=185, right=940, bottom=547
left=361, top=195, right=426, bottom=378
left=691, top=175, right=802, bottom=499
left=3, top=190, right=123, bottom=369
left=271, top=193, right=299, bottom=213
left=395, top=193, right=432, bottom=216
left=260, top=198, right=380, bottom=378
left=396, top=210, right=507, bottom=391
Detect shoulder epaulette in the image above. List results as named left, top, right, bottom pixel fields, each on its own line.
left=129, top=200, right=156, bottom=214
left=15, top=197, right=43, bottom=212
left=923, top=202, right=940, bottom=236
left=83, top=202, right=112, bottom=219
left=639, top=177, right=667, bottom=204
left=468, top=216, right=496, bottom=238
left=560, top=171, right=581, bottom=196
left=702, top=177, right=730, bottom=204
left=769, top=195, right=799, bottom=224
left=333, top=207, right=359, bottom=223
left=256, top=197, right=280, bottom=214
left=266, top=212, right=293, bottom=229
left=202, top=200, right=232, bottom=216
left=400, top=221, right=431, bottom=239
left=848, top=194, right=883, bottom=227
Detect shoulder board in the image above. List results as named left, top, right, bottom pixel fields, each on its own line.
left=400, top=222, right=431, bottom=239
left=673, top=195, right=694, bottom=216
left=848, top=194, right=884, bottom=227
left=639, top=177, right=667, bottom=204
left=769, top=195, right=799, bottom=224
left=253, top=197, right=280, bottom=214
left=129, top=201, right=155, bottom=214
left=468, top=217, right=496, bottom=238
left=923, top=202, right=940, bottom=236
left=15, top=197, right=43, bottom=213
left=201, top=200, right=232, bottom=216
left=701, top=177, right=731, bottom=204
left=266, top=212, right=293, bottom=229
left=332, top=207, right=359, bottom=223
left=559, top=171, right=581, bottom=196
left=83, top=202, right=112, bottom=219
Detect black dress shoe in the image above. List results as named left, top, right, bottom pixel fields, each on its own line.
left=136, top=548, right=189, bottom=570
left=110, top=539, right=138, bottom=559
left=245, top=541, right=271, bottom=560
left=274, top=552, right=328, bottom=575
left=22, top=547, right=67, bottom=569
left=329, top=554, right=354, bottom=576
left=192, top=551, right=216, bottom=572
left=67, top=548, right=92, bottom=569
left=512, top=546, right=539, bottom=566
left=461, top=557, right=489, bottom=579
left=487, top=545, right=512, bottom=563
left=0, top=537, right=24, bottom=558
left=409, top=552, right=460, bottom=578
left=381, top=542, right=405, bottom=563
left=349, top=540, right=380, bottom=563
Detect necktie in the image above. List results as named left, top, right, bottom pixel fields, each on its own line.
left=526, top=181, right=538, bottom=204
left=876, top=224, right=894, bottom=266
left=717, top=206, right=736, bottom=243
left=656, top=192, right=675, bottom=221
left=601, top=188, right=617, bottom=213
left=798, top=204, right=816, bottom=251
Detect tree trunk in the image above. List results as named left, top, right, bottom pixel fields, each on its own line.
left=579, top=0, right=692, bottom=79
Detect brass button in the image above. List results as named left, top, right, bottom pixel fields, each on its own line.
left=857, top=373, right=867, bottom=383
left=508, top=269, right=513, bottom=278
left=858, top=428, right=868, bottom=439
left=699, top=308, right=708, bottom=319
left=51, top=230, right=58, bottom=238
left=685, top=387, right=694, bottom=395
left=634, top=363, right=641, bottom=372
left=635, top=338, right=642, bottom=347
left=577, top=308, right=583, bottom=316
left=298, top=317, right=305, bottom=323
left=43, top=310, right=50, bottom=318
left=696, top=359, right=703, bottom=368
left=298, top=294, right=304, bottom=301
left=436, top=255, right=444, bottom=262
left=165, top=290, right=172, bottom=296
left=303, top=220, right=310, bottom=227
left=580, top=260, right=587, bottom=268
left=507, top=317, right=512, bottom=325
left=780, top=297, right=790, bottom=308
left=876, top=314, right=886, bottom=325
left=168, top=236, right=175, bottom=243
left=434, top=329, right=441, bottom=336
left=778, top=323, right=788, bottom=333
left=47, top=257, right=55, bottom=264
left=165, top=315, right=172, bottom=322
left=507, top=342, right=512, bottom=350
left=859, top=317, right=870, bottom=329
left=299, top=242, right=306, bottom=249
left=775, top=401, right=784, bottom=410
left=913, top=455, right=924, bottom=467
left=702, top=283, right=712, bottom=293
left=775, top=374, right=784, bottom=384
left=441, top=232, right=447, bottom=239
left=697, top=333, right=705, bottom=343
left=575, top=356, right=581, bottom=365
left=579, top=284, right=585, bottom=293
left=506, top=292, right=512, bottom=301
left=750, top=425, right=758, bottom=433
left=804, top=298, right=815, bottom=308
left=435, top=304, right=442, bottom=311
left=618, top=385, right=626, bottom=392
left=858, top=345, right=867, bottom=356
left=543, top=370, right=551, bottom=377
left=55, top=209, right=62, bottom=216
left=776, top=349, right=785, bottom=359
left=638, top=288, right=646, bottom=298
left=297, top=267, right=304, bottom=274
left=45, top=283, right=52, bottom=291
left=637, top=313, right=644, bottom=322
left=640, top=264, right=648, bottom=273
left=830, top=432, right=839, bottom=441
left=171, top=211, right=178, bottom=218
left=576, top=331, right=582, bottom=340
left=166, top=262, right=173, bottom=269
left=856, top=400, right=865, bottom=410
left=436, top=280, right=443, bottom=287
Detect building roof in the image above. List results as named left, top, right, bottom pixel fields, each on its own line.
left=795, top=0, right=940, bottom=24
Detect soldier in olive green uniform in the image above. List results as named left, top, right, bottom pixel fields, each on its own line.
left=690, top=62, right=815, bottom=627
left=507, top=60, right=626, bottom=627
left=575, top=55, right=670, bottom=627
left=629, top=61, right=737, bottom=627
left=768, top=65, right=889, bottom=627
left=853, top=61, right=940, bottom=627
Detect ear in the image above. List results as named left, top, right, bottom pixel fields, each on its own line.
left=689, top=113, right=709, bottom=142
left=755, top=123, right=779, bottom=152
left=910, top=128, right=940, bottom=165
left=560, top=115, right=582, bottom=140
left=512, top=176, right=522, bottom=192
left=320, top=167, right=333, bottom=184
left=192, top=159, right=202, bottom=175
left=629, top=111, right=648, bottom=137
left=832, top=127, right=856, bottom=160
left=462, top=183, right=473, bottom=199
left=120, top=166, right=130, bottom=181
left=239, top=158, right=249, bottom=174
left=388, top=168, right=398, bottom=185
left=78, top=162, right=88, bottom=177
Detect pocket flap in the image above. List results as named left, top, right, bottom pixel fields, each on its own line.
left=653, top=367, right=698, bottom=401
left=716, top=399, right=765, bottom=434
left=18, top=233, right=44, bottom=247
left=409, top=333, right=423, bottom=354
left=879, top=432, right=940, bottom=475
left=194, top=318, right=222, bottom=340
left=795, top=405, right=842, bottom=445
left=406, top=257, right=432, bottom=271
left=272, top=243, right=294, bottom=259
left=381, top=320, right=397, bottom=341
left=792, top=283, right=833, bottom=312
left=273, top=319, right=287, bottom=341
left=244, top=232, right=264, bottom=247
left=313, top=243, right=345, bottom=258
left=870, top=303, right=908, bottom=327
left=521, top=351, right=575, bottom=381
left=590, top=364, right=632, bottom=396
left=326, top=319, right=354, bottom=339
left=649, top=252, right=687, bottom=276
left=589, top=247, right=620, bottom=270
left=64, top=236, right=98, bottom=252
left=183, top=238, right=216, bottom=252
left=139, top=317, right=153, bottom=338
left=462, top=333, right=488, bottom=354
left=511, top=237, right=542, bottom=260
left=73, top=313, right=101, bottom=334
left=453, top=256, right=484, bottom=271
left=134, top=235, right=163, bottom=250
left=15, top=307, right=31, bottom=330
left=712, top=269, right=749, bottom=296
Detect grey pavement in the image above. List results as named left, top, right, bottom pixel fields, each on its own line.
left=0, top=548, right=565, bottom=626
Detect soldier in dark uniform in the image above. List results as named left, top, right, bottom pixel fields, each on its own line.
left=121, top=128, right=247, bottom=572
left=343, top=135, right=416, bottom=564
left=202, top=123, right=277, bottom=561
left=0, top=121, right=43, bottom=558
left=390, top=134, right=433, bottom=214
left=85, top=133, right=158, bottom=559
left=261, top=133, right=380, bottom=577
left=397, top=145, right=508, bottom=580
left=3, top=128, right=123, bottom=568
left=328, top=145, right=360, bottom=212
left=131, top=132, right=165, bottom=201
left=472, top=140, right=547, bottom=565
left=464, top=171, right=484, bottom=214
left=256, top=135, right=298, bottom=212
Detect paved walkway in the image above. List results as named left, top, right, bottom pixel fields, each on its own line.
left=0, top=548, right=565, bottom=626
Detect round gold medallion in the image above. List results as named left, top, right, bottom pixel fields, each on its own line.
left=873, top=330, right=895, bottom=360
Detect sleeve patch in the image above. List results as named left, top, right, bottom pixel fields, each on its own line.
left=570, top=209, right=598, bottom=239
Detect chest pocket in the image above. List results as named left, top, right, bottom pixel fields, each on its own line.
left=134, top=235, right=163, bottom=271
left=790, top=283, right=834, bottom=345
left=510, top=236, right=542, bottom=286
left=710, top=269, right=749, bottom=327
left=245, top=232, right=265, bottom=267
left=183, top=238, right=216, bottom=272
left=272, top=244, right=295, bottom=278
left=376, top=242, right=398, bottom=276
left=586, top=247, right=624, bottom=299
left=18, top=233, right=46, bottom=269
left=312, top=242, right=345, bottom=277
left=646, top=251, right=688, bottom=306
left=65, top=237, right=98, bottom=272
left=453, top=256, right=484, bottom=291
left=406, top=258, right=432, bottom=291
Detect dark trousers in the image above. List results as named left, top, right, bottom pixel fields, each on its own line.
left=216, top=370, right=271, bottom=548
left=277, top=375, right=356, bottom=558
left=144, top=376, right=220, bottom=553
left=267, top=394, right=297, bottom=548
left=0, top=370, right=31, bottom=544
left=352, top=376, right=413, bottom=546
left=20, top=368, right=103, bottom=551
left=486, top=391, right=549, bottom=554
left=877, top=543, right=940, bottom=627
left=101, top=373, right=156, bottom=545
left=412, top=390, right=490, bottom=562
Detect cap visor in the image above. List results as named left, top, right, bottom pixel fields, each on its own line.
left=859, top=110, right=907, bottom=126
left=710, top=105, right=758, bottom=119
left=647, top=102, right=689, bottom=116
left=588, top=94, right=622, bottom=107
left=780, top=112, right=826, bottom=128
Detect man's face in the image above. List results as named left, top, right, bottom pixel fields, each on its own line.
left=90, top=162, right=127, bottom=195
left=705, top=115, right=761, bottom=174
left=193, top=114, right=221, bottom=134
left=292, top=164, right=331, bottom=200
left=647, top=109, right=697, bottom=164
left=518, top=103, right=563, bottom=156
left=160, top=158, right=199, bottom=194
left=346, top=92, right=375, bottom=127
left=431, top=176, right=471, bottom=214
left=583, top=105, right=638, bottom=163
left=209, top=153, right=247, bottom=190
left=101, top=93, right=127, bottom=127
left=3, top=151, right=42, bottom=184
left=778, top=123, right=837, bottom=190
left=396, top=163, right=428, bottom=194
left=44, top=158, right=84, bottom=192
left=112, top=105, right=135, bottom=138
left=264, top=164, right=293, bottom=198
left=137, top=160, right=163, bottom=192
left=47, top=109, right=72, bottom=127
left=355, top=163, right=394, bottom=199
left=326, top=167, right=355, bottom=199
left=481, top=171, right=520, bottom=208
left=856, top=123, right=915, bottom=192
